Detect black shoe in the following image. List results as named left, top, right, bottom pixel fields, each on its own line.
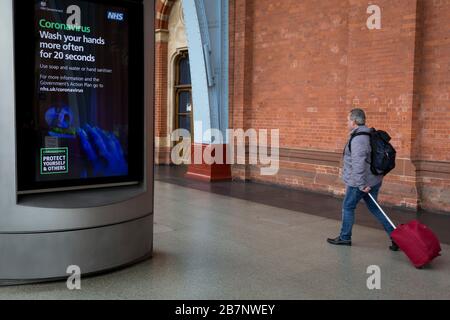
left=327, top=236, right=352, bottom=246
left=389, top=239, right=400, bottom=251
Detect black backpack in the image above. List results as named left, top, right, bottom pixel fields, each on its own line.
left=348, top=128, right=396, bottom=176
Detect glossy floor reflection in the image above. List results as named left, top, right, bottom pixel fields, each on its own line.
left=0, top=180, right=449, bottom=299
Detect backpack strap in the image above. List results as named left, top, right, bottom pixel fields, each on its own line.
left=348, top=132, right=372, bottom=153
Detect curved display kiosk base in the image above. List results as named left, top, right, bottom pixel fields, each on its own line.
left=0, top=214, right=153, bottom=284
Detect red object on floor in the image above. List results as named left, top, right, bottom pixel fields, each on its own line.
left=185, top=144, right=232, bottom=182
left=391, top=220, right=442, bottom=268
left=368, top=193, right=442, bottom=269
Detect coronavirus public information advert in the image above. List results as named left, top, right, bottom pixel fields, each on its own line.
left=35, top=0, right=129, bottom=181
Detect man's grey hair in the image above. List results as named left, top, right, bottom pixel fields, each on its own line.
left=349, top=108, right=366, bottom=125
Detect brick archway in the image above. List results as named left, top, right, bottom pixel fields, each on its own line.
left=155, top=0, right=176, bottom=30
left=155, top=0, right=178, bottom=164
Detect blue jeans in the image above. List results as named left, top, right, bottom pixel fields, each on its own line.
left=339, top=182, right=394, bottom=241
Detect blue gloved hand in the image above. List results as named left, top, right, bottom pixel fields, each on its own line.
left=78, top=125, right=128, bottom=177
left=45, top=106, right=76, bottom=138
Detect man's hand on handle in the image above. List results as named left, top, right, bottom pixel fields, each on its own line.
left=361, top=186, right=372, bottom=193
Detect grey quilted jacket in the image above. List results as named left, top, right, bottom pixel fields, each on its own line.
left=342, top=125, right=383, bottom=190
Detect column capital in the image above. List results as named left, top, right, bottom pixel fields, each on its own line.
left=155, top=29, right=169, bottom=43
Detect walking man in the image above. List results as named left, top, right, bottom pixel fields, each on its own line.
left=327, top=108, right=399, bottom=251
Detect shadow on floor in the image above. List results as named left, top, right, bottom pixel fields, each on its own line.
left=155, top=165, right=450, bottom=245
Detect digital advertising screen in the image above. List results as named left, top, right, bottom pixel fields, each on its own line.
left=15, top=0, right=144, bottom=193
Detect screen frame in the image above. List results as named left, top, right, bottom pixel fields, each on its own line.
left=14, top=0, right=144, bottom=193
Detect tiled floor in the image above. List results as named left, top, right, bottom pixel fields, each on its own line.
left=0, top=175, right=448, bottom=299
left=155, top=165, right=450, bottom=245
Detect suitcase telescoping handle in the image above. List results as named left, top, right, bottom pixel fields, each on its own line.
left=368, top=193, right=397, bottom=230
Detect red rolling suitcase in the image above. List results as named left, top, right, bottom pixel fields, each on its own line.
left=368, top=193, right=441, bottom=268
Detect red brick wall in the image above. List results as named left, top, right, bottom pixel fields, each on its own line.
left=414, top=0, right=450, bottom=212
left=416, top=0, right=450, bottom=162
left=229, top=0, right=254, bottom=178
left=248, top=0, right=349, bottom=151
left=154, top=0, right=174, bottom=164
left=346, top=0, right=417, bottom=158
left=155, top=41, right=168, bottom=140
left=345, top=0, right=421, bottom=209
left=229, top=0, right=450, bottom=214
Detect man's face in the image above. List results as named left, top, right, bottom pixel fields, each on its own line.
left=347, top=115, right=356, bottom=131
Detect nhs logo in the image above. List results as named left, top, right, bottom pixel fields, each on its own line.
left=107, top=11, right=124, bottom=21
